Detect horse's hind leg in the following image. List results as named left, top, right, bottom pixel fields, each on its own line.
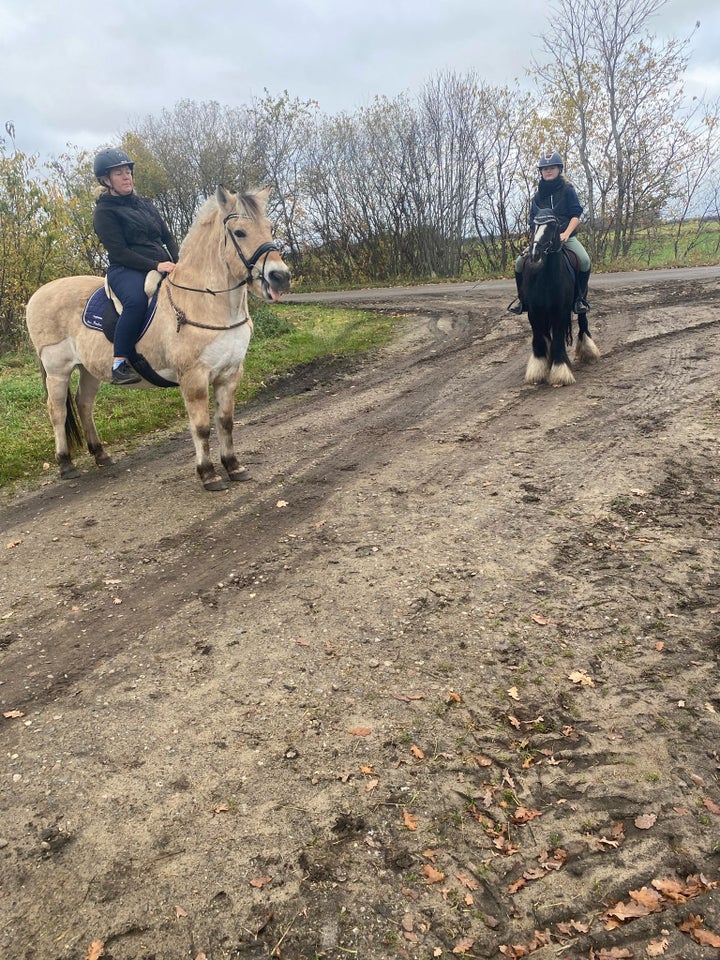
left=575, top=313, right=600, bottom=363
left=213, top=374, right=250, bottom=483
left=76, top=366, right=113, bottom=467
left=180, top=370, right=227, bottom=492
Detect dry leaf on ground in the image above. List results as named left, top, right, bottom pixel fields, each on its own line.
left=634, top=812, right=657, bottom=829
left=403, top=808, right=418, bottom=831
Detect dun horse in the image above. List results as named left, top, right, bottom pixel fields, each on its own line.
left=522, top=212, right=599, bottom=386
left=26, top=186, right=291, bottom=491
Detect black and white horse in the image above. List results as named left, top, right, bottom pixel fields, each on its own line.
left=521, top=212, right=599, bottom=386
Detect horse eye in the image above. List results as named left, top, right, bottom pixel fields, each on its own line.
left=233, top=229, right=247, bottom=239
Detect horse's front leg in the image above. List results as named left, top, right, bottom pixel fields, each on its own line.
left=548, top=313, right=575, bottom=386
left=179, top=370, right=227, bottom=491
left=213, top=372, right=250, bottom=483
left=525, top=315, right=551, bottom=384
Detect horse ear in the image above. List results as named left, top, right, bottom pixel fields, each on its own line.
left=216, top=185, right=232, bottom=211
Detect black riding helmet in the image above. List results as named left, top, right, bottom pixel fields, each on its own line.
left=93, top=148, right=134, bottom=182
left=538, top=151, right=564, bottom=170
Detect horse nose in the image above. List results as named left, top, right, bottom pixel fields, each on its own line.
left=269, top=268, right=291, bottom=292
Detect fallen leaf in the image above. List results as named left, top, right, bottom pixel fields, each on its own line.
left=634, top=812, right=657, bottom=830
left=447, top=691, right=462, bottom=703
left=512, top=806, right=543, bottom=824
left=411, top=744, right=425, bottom=759
left=85, top=942, right=104, bottom=960
left=365, top=778, right=379, bottom=793
left=455, top=871, right=479, bottom=891
left=6, top=539, right=22, bottom=549
left=530, top=613, right=554, bottom=625
left=507, top=686, right=520, bottom=701
left=475, top=754, right=493, bottom=766
left=175, top=905, right=188, bottom=918
left=347, top=727, right=372, bottom=736
left=422, top=864, right=445, bottom=884
left=702, top=797, right=720, bottom=815
left=568, top=669, right=595, bottom=686
left=212, top=803, right=229, bottom=814
left=3, top=710, right=24, bottom=719
left=276, top=500, right=288, bottom=508
left=249, top=876, right=272, bottom=888
left=112, top=597, right=122, bottom=605
left=678, top=913, right=720, bottom=947
left=358, top=765, right=376, bottom=775
left=646, top=938, right=668, bottom=956
left=452, top=936, right=476, bottom=953
left=403, top=808, right=419, bottom=831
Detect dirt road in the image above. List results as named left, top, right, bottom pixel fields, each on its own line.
left=1, top=268, right=719, bottom=960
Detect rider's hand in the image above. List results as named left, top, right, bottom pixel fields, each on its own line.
left=157, top=261, right=176, bottom=274
left=559, top=232, right=569, bottom=243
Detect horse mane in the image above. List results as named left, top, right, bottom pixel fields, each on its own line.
left=179, top=189, right=263, bottom=257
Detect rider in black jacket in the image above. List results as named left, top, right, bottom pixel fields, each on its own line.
left=508, top=151, right=591, bottom=316
left=92, top=149, right=179, bottom=385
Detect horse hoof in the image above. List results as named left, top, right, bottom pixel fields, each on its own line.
left=96, top=454, right=114, bottom=467
left=227, top=467, right=251, bottom=482
left=203, top=477, right=228, bottom=492
left=548, top=363, right=576, bottom=386
left=59, top=464, right=81, bottom=480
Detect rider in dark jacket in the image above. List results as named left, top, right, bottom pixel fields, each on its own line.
left=92, top=149, right=179, bottom=385
left=508, top=151, right=591, bottom=316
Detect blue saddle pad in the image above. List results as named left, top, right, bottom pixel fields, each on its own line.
left=82, top=285, right=158, bottom=339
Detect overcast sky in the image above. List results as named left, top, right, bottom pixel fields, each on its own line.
left=2, top=0, right=719, bottom=162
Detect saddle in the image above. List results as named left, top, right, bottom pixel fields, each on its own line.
left=82, top=270, right=163, bottom=342
left=81, top=270, right=178, bottom=388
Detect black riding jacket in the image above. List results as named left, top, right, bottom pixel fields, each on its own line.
left=529, top=177, right=583, bottom=236
left=93, top=192, right=179, bottom=273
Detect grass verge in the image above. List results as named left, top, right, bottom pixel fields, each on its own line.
left=0, top=300, right=403, bottom=491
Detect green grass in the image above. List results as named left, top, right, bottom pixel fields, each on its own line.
left=0, top=300, right=402, bottom=490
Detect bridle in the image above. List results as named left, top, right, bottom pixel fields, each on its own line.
left=531, top=213, right=563, bottom=258
left=166, top=211, right=283, bottom=331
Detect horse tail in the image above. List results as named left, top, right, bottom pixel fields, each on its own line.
left=65, top=391, right=83, bottom=452
left=38, top=358, right=84, bottom=453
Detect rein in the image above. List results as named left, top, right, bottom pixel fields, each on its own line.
left=166, top=211, right=282, bottom=332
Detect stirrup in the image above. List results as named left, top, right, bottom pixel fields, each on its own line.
left=507, top=299, right=525, bottom=315
left=573, top=297, right=590, bottom=314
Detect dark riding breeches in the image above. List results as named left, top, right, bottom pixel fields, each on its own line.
left=107, top=265, right=149, bottom=358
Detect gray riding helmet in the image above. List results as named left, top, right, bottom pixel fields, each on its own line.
left=538, top=151, right=564, bottom=170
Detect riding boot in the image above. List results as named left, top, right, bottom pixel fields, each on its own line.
left=507, top=271, right=526, bottom=314
left=573, top=270, right=591, bottom=313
